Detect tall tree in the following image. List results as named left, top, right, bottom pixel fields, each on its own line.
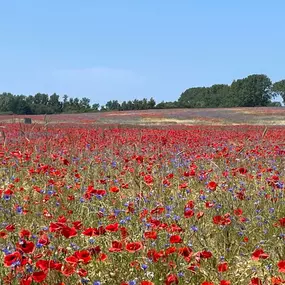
left=231, top=75, right=272, bottom=107
left=48, top=93, right=62, bottom=113
left=79, top=97, right=91, bottom=112
left=272, top=80, right=285, bottom=103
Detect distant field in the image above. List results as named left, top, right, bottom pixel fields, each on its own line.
left=0, top=107, right=285, bottom=125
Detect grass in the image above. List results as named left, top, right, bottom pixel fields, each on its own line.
left=0, top=123, right=284, bottom=284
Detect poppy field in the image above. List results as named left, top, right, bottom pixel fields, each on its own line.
left=0, top=122, right=285, bottom=285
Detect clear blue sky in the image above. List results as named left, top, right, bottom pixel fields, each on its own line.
left=0, top=0, right=284, bottom=105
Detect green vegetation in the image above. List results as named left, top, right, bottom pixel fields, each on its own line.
left=0, top=74, right=283, bottom=115
left=179, top=74, right=281, bottom=108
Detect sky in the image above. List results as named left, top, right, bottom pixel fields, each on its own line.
left=0, top=0, right=284, bottom=105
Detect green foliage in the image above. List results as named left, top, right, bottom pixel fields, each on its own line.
left=0, top=74, right=283, bottom=115
left=101, top=98, right=157, bottom=111
left=0, top=93, right=99, bottom=115
left=272, top=80, right=285, bottom=103
left=178, top=74, right=278, bottom=108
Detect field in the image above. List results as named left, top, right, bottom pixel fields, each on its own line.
left=0, top=107, right=285, bottom=126
left=0, top=109, right=285, bottom=285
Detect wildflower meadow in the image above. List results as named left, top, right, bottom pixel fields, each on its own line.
left=0, top=122, right=284, bottom=285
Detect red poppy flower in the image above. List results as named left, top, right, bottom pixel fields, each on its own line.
left=77, top=268, right=88, bottom=277
left=178, top=247, right=192, bottom=258
left=109, top=241, right=123, bottom=252
left=206, top=202, right=215, bottom=208
left=239, top=167, right=247, bottom=175
left=32, top=271, right=47, bottom=283
left=50, top=260, right=62, bottom=271
left=278, top=218, right=285, bottom=227
left=147, top=249, right=164, bottom=262
left=170, top=235, right=182, bottom=244
left=197, top=211, right=204, bottom=219
left=141, top=281, right=155, bottom=285
left=151, top=206, right=165, bottom=215
left=38, top=234, right=50, bottom=246
left=220, top=281, right=231, bottom=285
left=233, top=208, right=243, bottom=216
left=82, top=228, right=94, bottom=236
left=144, top=174, right=154, bottom=184
left=97, top=253, right=107, bottom=261
left=165, top=274, right=179, bottom=285
left=184, top=209, right=194, bottom=218
left=72, top=220, right=82, bottom=230
left=250, top=277, right=262, bottom=285
left=120, top=226, right=128, bottom=240
left=201, top=282, right=215, bottom=285
left=126, top=242, right=143, bottom=253
left=105, top=223, right=119, bottom=232
left=251, top=248, right=269, bottom=260
left=61, top=263, right=76, bottom=276
left=19, top=229, right=31, bottom=238
left=208, top=181, right=217, bottom=191
left=65, top=255, right=78, bottom=264
left=165, top=247, right=177, bottom=256
left=4, top=251, right=21, bottom=267
left=61, top=226, right=77, bottom=238
left=271, top=276, right=284, bottom=285
left=20, top=276, right=32, bottom=285
left=5, top=224, right=15, bottom=232
left=187, top=263, right=200, bottom=272
left=199, top=250, right=212, bottom=259
left=17, top=240, right=35, bottom=254
left=36, top=260, right=49, bottom=271
left=277, top=260, right=285, bottom=273
left=110, top=186, right=120, bottom=193
left=218, top=262, right=228, bottom=272
left=74, top=250, right=92, bottom=263
left=144, top=231, right=157, bottom=240
left=0, top=230, right=7, bottom=239
left=168, top=224, right=183, bottom=233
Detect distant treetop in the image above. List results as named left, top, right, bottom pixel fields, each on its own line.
left=0, top=74, right=283, bottom=115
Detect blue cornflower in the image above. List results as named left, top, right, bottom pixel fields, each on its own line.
left=173, top=215, right=180, bottom=221
left=199, top=195, right=206, bottom=201
left=16, top=206, right=23, bottom=214
left=269, top=208, right=275, bottom=213
left=3, top=194, right=11, bottom=201
left=141, top=264, right=148, bottom=270
left=191, top=225, right=198, bottom=232
left=113, top=209, right=121, bottom=216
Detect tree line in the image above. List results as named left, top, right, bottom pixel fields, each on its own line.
left=178, top=75, right=284, bottom=108
left=0, top=74, right=284, bottom=115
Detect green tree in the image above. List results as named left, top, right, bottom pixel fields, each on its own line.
left=272, top=80, right=285, bottom=104
left=91, top=103, right=100, bottom=111
left=147, top=97, right=156, bottom=109
left=48, top=93, right=62, bottom=113
left=34, top=93, right=49, bottom=105
left=105, top=100, right=120, bottom=110
left=0, top=93, right=14, bottom=112
left=231, top=74, right=272, bottom=107
left=79, top=97, right=91, bottom=112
